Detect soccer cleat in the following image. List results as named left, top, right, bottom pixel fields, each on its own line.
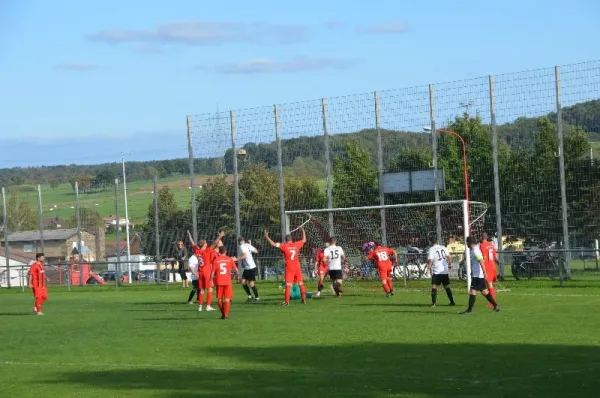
left=187, top=301, right=193, bottom=305
left=301, top=299, right=306, bottom=304
left=315, top=291, right=321, bottom=298
left=430, top=303, right=436, bottom=308
left=254, top=297, right=260, bottom=301
left=37, top=312, right=45, bottom=316
left=197, top=306, right=203, bottom=312
left=460, top=310, right=472, bottom=315
left=221, top=314, right=225, bottom=320
left=493, top=306, right=500, bottom=312
left=32, top=307, right=38, bottom=313
left=206, top=306, right=216, bottom=311
left=449, top=302, right=456, bottom=306
left=281, top=302, right=289, bottom=307
left=390, top=290, right=395, bottom=296
left=246, top=297, right=253, bottom=303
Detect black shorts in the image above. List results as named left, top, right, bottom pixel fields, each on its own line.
left=470, top=277, right=487, bottom=291
left=432, top=274, right=450, bottom=286
left=191, top=279, right=199, bottom=289
left=328, top=269, right=343, bottom=281
left=242, top=268, right=257, bottom=282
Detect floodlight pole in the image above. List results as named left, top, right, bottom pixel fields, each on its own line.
left=121, top=154, right=132, bottom=284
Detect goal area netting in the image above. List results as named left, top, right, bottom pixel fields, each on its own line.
left=285, top=200, right=488, bottom=289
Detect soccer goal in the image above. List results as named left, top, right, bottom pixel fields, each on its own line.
left=285, top=200, right=488, bottom=291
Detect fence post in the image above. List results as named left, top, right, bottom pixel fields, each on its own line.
left=554, top=65, right=570, bottom=282
left=429, top=84, right=442, bottom=242
left=74, top=182, right=84, bottom=286
left=321, top=98, right=334, bottom=236
left=230, top=110, right=241, bottom=241
left=274, top=105, right=287, bottom=238
left=36, top=185, right=45, bottom=253
left=153, top=176, right=161, bottom=286
left=186, top=115, right=198, bottom=242
left=114, top=178, right=120, bottom=288
left=2, top=187, right=10, bottom=288
left=489, top=75, right=505, bottom=279
left=374, top=91, right=388, bottom=246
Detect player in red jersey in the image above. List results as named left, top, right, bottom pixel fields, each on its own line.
left=265, top=227, right=307, bottom=306
left=210, top=246, right=239, bottom=320
left=28, top=253, right=48, bottom=315
left=312, top=242, right=330, bottom=298
left=187, top=230, right=225, bottom=312
left=480, top=232, right=499, bottom=307
left=366, top=242, right=398, bottom=297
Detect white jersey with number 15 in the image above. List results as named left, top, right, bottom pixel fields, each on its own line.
left=324, top=245, right=344, bottom=271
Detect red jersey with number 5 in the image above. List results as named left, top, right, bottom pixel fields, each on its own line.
left=279, top=241, right=304, bottom=269
left=480, top=241, right=497, bottom=272
left=212, top=255, right=237, bottom=285
left=367, top=246, right=394, bottom=270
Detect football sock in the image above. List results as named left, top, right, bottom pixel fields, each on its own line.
left=467, top=294, right=476, bottom=312
left=206, top=291, right=213, bottom=306
left=251, top=286, right=259, bottom=298
left=318, top=282, right=324, bottom=292
left=218, top=300, right=224, bottom=315
left=445, top=287, right=455, bottom=304
left=284, top=286, right=291, bottom=303
left=35, top=298, right=42, bottom=313
left=387, top=279, right=394, bottom=291
left=224, top=301, right=231, bottom=317
left=187, top=289, right=196, bottom=302
left=489, top=287, right=497, bottom=302
left=333, top=282, right=341, bottom=296
left=198, top=292, right=204, bottom=305
left=431, top=288, right=438, bottom=304
left=300, top=285, right=307, bottom=301
left=484, top=292, right=498, bottom=307
left=242, top=284, right=251, bottom=297
left=382, top=283, right=390, bottom=294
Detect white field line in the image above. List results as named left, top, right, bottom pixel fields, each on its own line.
left=2, top=360, right=598, bottom=385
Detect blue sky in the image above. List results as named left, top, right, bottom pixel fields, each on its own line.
left=1, top=0, right=599, bottom=167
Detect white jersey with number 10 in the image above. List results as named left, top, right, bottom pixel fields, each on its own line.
left=324, top=245, right=344, bottom=271
left=427, top=244, right=450, bottom=275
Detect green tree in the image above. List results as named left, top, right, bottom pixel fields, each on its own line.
left=71, top=207, right=103, bottom=229
left=196, top=176, right=235, bottom=239
left=332, top=140, right=379, bottom=208
left=5, top=190, right=37, bottom=233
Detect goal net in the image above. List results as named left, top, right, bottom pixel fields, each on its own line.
left=285, top=200, right=487, bottom=290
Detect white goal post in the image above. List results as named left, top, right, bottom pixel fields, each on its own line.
left=285, top=200, right=489, bottom=292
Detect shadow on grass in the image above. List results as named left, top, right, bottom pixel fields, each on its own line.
left=44, top=343, right=600, bottom=397
left=0, top=312, right=31, bottom=316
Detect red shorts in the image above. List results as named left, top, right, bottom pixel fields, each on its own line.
left=216, top=284, right=233, bottom=299
left=33, top=287, right=48, bottom=299
left=378, top=267, right=392, bottom=281
left=198, top=269, right=213, bottom=289
left=318, top=266, right=328, bottom=276
left=484, top=265, right=497, bottom=283
left=285, top=267, right=303, bottom=284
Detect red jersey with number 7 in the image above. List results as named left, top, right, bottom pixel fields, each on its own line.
left=279, top=241, right=304, bottom=269
left=212, top=255, right=238, bottom=285
left=367, top=246, right=394, bottom=270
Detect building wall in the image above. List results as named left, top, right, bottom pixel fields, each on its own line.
left=63, top=231, right=97, bottom=260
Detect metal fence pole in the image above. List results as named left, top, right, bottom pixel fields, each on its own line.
left=114, top=178, right=120, bottom=288
left=554, top=65, right=570, bottom=282
left=429, top=84, right=442, bottom=242
left=153, top=176, right=161, bottom=286
left=274, top=105, right=286, bottom=237
left=321, top=98, right=334, bottom=236
left=2, top=187, right=10, bottom=288
left=36, top=185, right=45, bottom=253
left=186, top=115, right=198, bottom=242
left=230, top=110, right=241, bottom=240
left=489, top=75, right=505, bottom=279
left=74, top=182, right=84, bottom=287
left=374, top=91, right=387, bottom=246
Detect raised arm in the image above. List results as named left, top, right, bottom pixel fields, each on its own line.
left=301, top=227, right=306, bottom=243
left=186, top=230, right=196, bottom=247
left=264, top=230, right=279, bottom=248
left=211, top=231, right=226, bottom=249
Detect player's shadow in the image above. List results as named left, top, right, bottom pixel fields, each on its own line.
left=348, top=303, right=433, bottom=307
left=0, top=312, right=31, bottom=316
left=44, top=342, right=600, bottom=397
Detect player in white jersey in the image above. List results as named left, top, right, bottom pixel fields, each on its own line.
left=461, top=236, right=500, bottom=315
left=237, top=237, right=260, bottom=302
left=426, top=237, right=455, bottom=307
left=323, top=237, right=346, bottom=297
left=186, top=254, right=201, bottom=306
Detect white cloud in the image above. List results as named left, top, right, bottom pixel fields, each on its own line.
left=215, top=56, right=360, bottom=74
left=355, top=20, right=408, bottom=35
left=89, top=21, right=309, bottom=46
left=54, top=62, right=99, bottom=71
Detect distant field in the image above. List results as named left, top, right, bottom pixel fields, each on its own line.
left=12, top=174, right=232, bottom=225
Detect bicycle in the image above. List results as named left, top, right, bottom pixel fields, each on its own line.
left=511, top=249, right=564, bottom=280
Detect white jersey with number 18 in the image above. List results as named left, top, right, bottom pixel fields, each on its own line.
left=427, top=244, right=450, bottom=275
left=324, top=245, right=344, bottom=271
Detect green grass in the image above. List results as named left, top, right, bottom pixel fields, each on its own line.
left=1, top=279, right=600, bottom=397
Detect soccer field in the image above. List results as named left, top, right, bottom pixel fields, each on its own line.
left=1, top=281, right=600, bottom=397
